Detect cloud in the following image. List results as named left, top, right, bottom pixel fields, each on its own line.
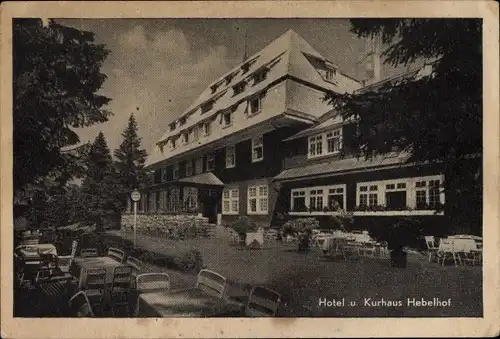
left=76, top=24, right=237, bottom=157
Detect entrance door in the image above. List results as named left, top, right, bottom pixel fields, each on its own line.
left=202, top=195, right=218, bottom=224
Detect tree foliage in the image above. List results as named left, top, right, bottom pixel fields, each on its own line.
left=114, top=113, right=148, bottom=211
left=326, top=19, right=482, bottom=232
left=13, top=18, right=112, bottom=194
left=80, top=132, right=121, bottom=231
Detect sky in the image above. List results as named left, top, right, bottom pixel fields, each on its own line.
left=56, top=18, right=414, bottom=157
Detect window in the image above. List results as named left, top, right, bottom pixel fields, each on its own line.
left=173, top=164, right=179, bottom=180
left=161, top=166, right=168, bottom=183
left=168, top=187, right=180, bottom=211
left=171, top=137, right=177, bottom=149
left=201, top=101, right=213, bottom=114
left=203, top=121, right=212, bottom=136
left=169, top=122, right=176, bottom=131
left=308, top=128, right=343, bottom=158
left=185, top=161, right=193, bottom=177
left=290, top=184, right=346, bottom=212
left=222, top=111, right=232, bottom=127
left=385, top=182, right=407, bottom=209
left=253, top=69, right=267, bottom=85
left=223, top=188, right=239, bottom=214
left=309, top=189, right=324, bottom=211
left=251, top=135, right=264, bottom=162
left=326, top=129, right=342, bottom=153
left=325, top=68, right=336, bottom=82
left=359, top=185, right=378, bottom=207
left=225, top=145, right=235, bottom=168
left=159, top=190, right=168, bottom=211
left=183, top=187, right=198, bottom=210
left=309, top=135, right=323, bottom=157
left=179, top=117, right=186, bottom=126
left=149, top=192, right=157, bottom=212
left=241, top=63, right=250, bottom=74
left=248, top=185, right=268, bottom=214
left=249, top=96, right=262, bottom=115
left=193, top=126, right=199, bottom=141
left=183, top=132, right=189, bottom=145
left=206, top=154, right=215, bottom=171
left=210, top=84, right=218, bottom=94
left=225, top=72, right=237, bottom=85
left=233, top=82, right=245, bottom=95
left=328, top=187, right=344, bottom=210
left=291, top=190, right=306, bottom=212
left=195, top=158, right=203, bottom=174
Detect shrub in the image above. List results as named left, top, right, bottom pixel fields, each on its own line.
left=179, top=249, right=204, bottom=272
left=231, top=216, right=257, bottom=240
left=282, top=217, right=319, bottom=235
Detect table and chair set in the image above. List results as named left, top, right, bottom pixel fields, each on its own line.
left=319, top=232, right=389, bottom=261
left=15, top=240, right=282, bottom=317
left=425, top=235, right=482, bottom=267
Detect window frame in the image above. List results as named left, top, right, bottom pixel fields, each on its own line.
left=222, top=188, right=239, bottom=215
left=247, top=184, right=268, bottom=215
left=225, top=145, right=236, bottom=168
left=248, top=96, right=262, bottom=116
left=251, top=135, right=264, bottom=163
left=206, top=154, right=215, bottom=171
left=290, top=184, right=346, bottom=212
left=308, top=127, right=342, bottom=159
left=222, top=111, right=232, bottom=127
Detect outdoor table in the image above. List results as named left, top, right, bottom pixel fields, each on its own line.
left=71, top=256, right=123, bottom=289
left=15, top=244, right=57, bottom=261
left=136, top=287, right=245, bottom=317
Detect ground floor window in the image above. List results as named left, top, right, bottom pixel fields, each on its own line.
left=183, top=187, right=198, bottom=210
left=168, top=187, right=180, bottom=211
left=223, top=188, right=239, bottom=215
left=248, top=184, right=268, bottom=215
left=356, top=175, right=444, bottom=211
left=290, top=184, right=346, bottom=212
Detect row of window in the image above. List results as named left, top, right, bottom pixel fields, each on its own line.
left=127, top=187, right=197, bottom=213
left=290, top=175, right=445, bottom=212
left=308, top=128, right=343, bottom=158
left=223, top=184, right=269, bottom=215
left=166, top=95, right=264, bottom=152
left=156, top=135, right=265, bottom=183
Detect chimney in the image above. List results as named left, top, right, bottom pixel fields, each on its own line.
left=364, top=34, right=382, bottom=85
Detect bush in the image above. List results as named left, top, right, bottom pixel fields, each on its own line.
left=282, top=217, right=319, bottom=236
left=179, top=249, right=204, bottom=272
left=230, top=216, right=257, bottom=241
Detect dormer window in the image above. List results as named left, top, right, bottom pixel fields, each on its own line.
left=233, top=82, right=246, bottom=96
left=203, top=121, right=212, bottom=136
left=248, top=94, right=264, bottom=116
left=171, top=137, right=177, bottom=149
left=201, top=100, right=214, bottom=114
left=222, top=111, right=232, bottom=127
left=179, top=117, right=186, bottom=126
left=253, top=69, right=268, bottom=85
left=241, top=63, right=250, bottom=74
left=225, top=72, right=237, bottom=85
left=183, top=132, right=189, bottom=145
left=169, top=122, right=176, bottom=131
left=325, top=67, right=336, bottom=82
left=210, top=84, right=218, bottom=94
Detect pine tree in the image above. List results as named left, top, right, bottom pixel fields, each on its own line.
left=114, top=113, right=148, bottom=211
left=81, top=132, right=120, bottom=231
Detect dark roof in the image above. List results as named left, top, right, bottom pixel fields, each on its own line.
left=178, top=172, right=224, bottom=186
left=274, top=152, right=412, bottom=181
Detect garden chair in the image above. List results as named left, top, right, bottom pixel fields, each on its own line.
left=359, top=242, right=376, bottom=258
left=342, top=242, right=361, bottom=261
left=57, top=240, right=78, bottom=273
left=81, top=248, right=98, bottom=258
left=424, top=236, right=439, bottom=262
left=126, top=256, right=143, bottom=278
left=454, top=238, right=480, bottom=266
left=328, top=238, right=347, bottom=260
left=437, top=239, right=461, bottom=266
left=82, top=268, right=107, bottom=313
left=196, top=269, right=227, bottom=298
left=69, top=291, right=95, bottom=317
left=109, top=265, right=133, bottom=316
left=107, top=247, right=125, bottom=263
left=245, top=286, right=281, bottom=317
left=134, top=273, right=171, bottom=316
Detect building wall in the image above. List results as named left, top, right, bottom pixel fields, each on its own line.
left=285, top=80, right=333, bottom=118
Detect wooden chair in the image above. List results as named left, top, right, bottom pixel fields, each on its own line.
left=245, top=286, right=281, bottom=316
left=69, top=291, right=95, bottom=317
left=109, top=265, right=133, bottom=316
left=107, top=247, right=125, bottom=263
left=437, top=239, right=461, bottom=266
left=81, top=248, right=98, bottom=258
left=57, top=240, right=78, bottom=273
left=196, top=269, right=227, bottom=298
left=134, top=273, right=171, bottom=316
left=424, top=236, right=439, bottom=262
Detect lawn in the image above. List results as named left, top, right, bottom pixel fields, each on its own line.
left=106, top=230, right=483, bottom=317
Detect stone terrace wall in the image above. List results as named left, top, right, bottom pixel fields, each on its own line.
left=121, top=214, right=210, bottom=231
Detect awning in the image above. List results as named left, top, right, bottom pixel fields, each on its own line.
left=178, top=172, right=224, bottom=186
left=274, top=152, right=413, bottom=182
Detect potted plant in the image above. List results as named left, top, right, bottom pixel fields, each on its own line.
left=230, top=216, right=257, bottom=246
left=371, top=218, right=423, bottom=268
left=281, top=217, right=319, bottom=252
